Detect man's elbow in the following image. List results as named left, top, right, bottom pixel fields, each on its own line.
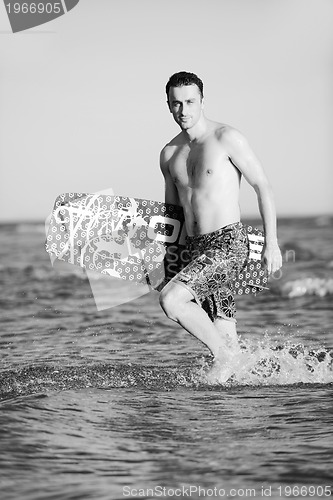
left=253, top=179, right=273, bottom=198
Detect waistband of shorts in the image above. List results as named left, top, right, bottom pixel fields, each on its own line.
left=186, top=221, right=244, bottom=243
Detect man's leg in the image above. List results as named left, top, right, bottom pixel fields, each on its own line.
left=207, top=317, right=242, bottom=382
left=214, top=317, right=241, bottom=353
left=159, top=281, right=226, bottom=359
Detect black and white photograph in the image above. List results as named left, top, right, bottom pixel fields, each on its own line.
left=0, top=1, right=332, bottom=499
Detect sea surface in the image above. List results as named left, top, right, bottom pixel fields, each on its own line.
left=0, top=216, right=333, bottom=500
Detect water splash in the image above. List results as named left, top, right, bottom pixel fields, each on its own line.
left=0, top=341, right=332, bottom=400
left=0, top=364, right=201, bottom=401
left=202, top=338, right=333, bottom=386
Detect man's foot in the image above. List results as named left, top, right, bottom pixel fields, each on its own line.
left=206, top=338, right=247, bottom=384
left=204, top=346, right=238, bottom=383
left=205, top=359, right=234, bottom=384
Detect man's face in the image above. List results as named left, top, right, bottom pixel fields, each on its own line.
left=168, top=84, right=203, bottom=130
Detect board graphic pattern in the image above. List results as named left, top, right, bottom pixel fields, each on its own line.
left=45, top=193, right=268, bottom=294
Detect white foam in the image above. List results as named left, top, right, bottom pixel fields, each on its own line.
left=201, top=338, right=333, bottom=386
left=282, top=277, right=333, bottom=297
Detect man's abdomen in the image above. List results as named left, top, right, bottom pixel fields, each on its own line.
left=188, top=190, right=240, bottom=236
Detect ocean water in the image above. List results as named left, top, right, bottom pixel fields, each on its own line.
left=0, top=216, right=333, bottom=500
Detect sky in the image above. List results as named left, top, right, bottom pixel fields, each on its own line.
left=0, top=0, right=332, bottom=221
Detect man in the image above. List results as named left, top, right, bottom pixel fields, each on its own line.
left=159, top=71, right=282, bottom=369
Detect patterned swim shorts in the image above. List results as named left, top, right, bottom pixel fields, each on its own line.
left=172, top=222, right=249, bottom=323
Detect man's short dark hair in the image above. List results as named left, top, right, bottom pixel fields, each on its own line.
left=166, top=71, right=204, bottom=102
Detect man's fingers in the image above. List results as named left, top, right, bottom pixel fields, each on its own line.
left=262, top=246, right=283, bottom=275
left=264, top=255, right=282, bottom=275
left=271, top=258, right=282, bottom=274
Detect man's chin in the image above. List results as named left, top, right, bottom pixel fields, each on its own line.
left=178, top=121, right=192, bottom=130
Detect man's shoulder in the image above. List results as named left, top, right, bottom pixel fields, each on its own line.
left=212, top=122, right=244, bottom=143
left=160, top=133, right=184, bottom=165
left=164, top=132, right=185, bottom=149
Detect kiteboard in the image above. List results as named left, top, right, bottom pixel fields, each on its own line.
left=45, top=192, right=268, bottom=294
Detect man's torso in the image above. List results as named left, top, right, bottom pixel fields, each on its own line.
left=166, top=122, right=242, bottom=236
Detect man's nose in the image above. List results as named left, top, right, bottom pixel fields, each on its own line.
left=180, top=104, right=187, bottom=115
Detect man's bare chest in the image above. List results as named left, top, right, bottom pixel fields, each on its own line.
left=169, top=141, right=229, bottom=185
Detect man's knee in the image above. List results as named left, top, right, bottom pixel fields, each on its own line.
left=159, top=287, right=178, bottom=321
left=160, top=284, right=188, bottom=321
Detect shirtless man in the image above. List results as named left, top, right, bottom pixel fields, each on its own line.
left=159, top=71, right=282, bottom=365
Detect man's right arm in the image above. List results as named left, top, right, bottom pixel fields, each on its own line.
left=160, top=146, right=179, bottom=206
left=158, top=146, right=180, bottom=289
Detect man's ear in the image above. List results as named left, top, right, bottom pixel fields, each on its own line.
left=167, top=100, right=172, bottom=112
left=201, top=97, right=205, bottom=110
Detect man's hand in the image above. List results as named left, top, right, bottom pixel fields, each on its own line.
left=262, top=243, right=283, bottom=275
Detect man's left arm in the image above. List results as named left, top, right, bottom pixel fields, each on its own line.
left=224, top=127, right=282, bottom=275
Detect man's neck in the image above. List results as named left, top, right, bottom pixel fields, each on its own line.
left=183, top=116, right=210, bottom=143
